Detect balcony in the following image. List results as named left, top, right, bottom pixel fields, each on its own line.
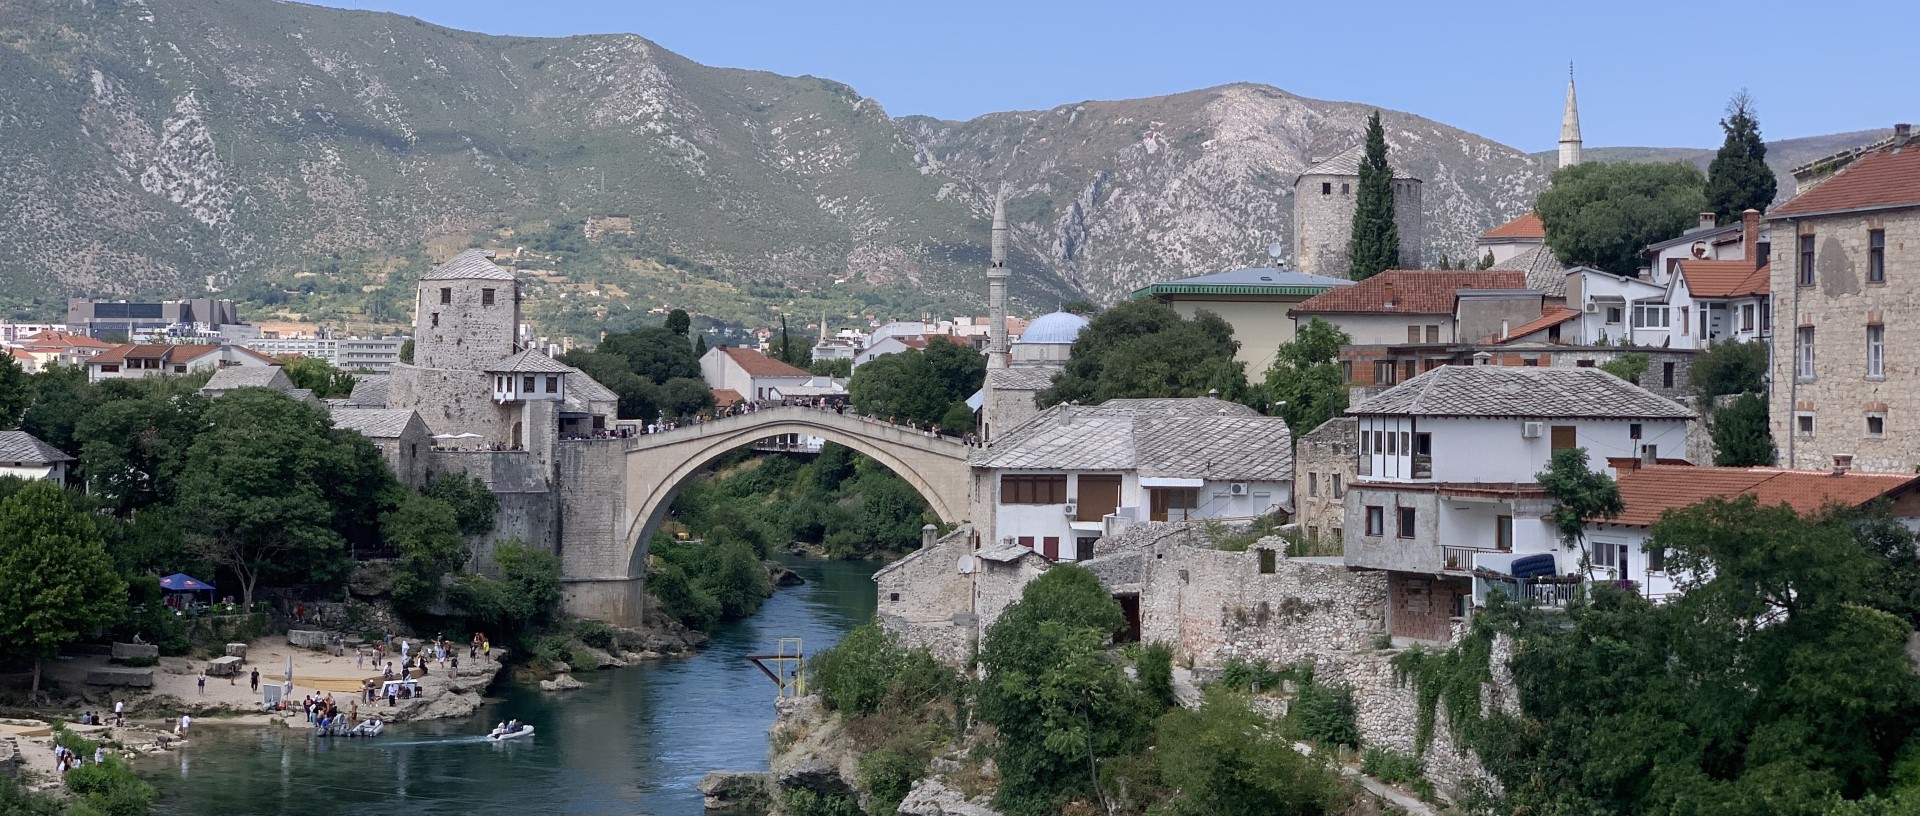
left=1442, top=545, right=1500, bottom=573
left=1412, top=453, right=1433, bottom=480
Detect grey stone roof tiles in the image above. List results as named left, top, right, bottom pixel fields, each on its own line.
left=1347, top=365, right=1695, bottom=420
left=1488, top=245, right=1570, bottom=296
left=563, top=367, right=618, bottom=402
left=972, top=399, right=1293, bottom=481
left=201, top=366, right=292, bottom=392
left=986, top=366, right=1060, bottom=391
left=347, top=375, right=390, bottom=407
left=1299, top=143, right=1416, bottom=180
left=0, top=430, right=72, bottom=464
left=329, top=408, right=420, bottom=439
left=421, top=249, right=515, bottom=281
left=487, top=349, right=573, bottom=374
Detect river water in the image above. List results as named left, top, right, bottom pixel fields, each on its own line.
left=144, top=557, right=878, bottom=816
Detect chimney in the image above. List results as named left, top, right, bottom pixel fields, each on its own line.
left=1832, top=453, right=1854, bottom=475
left=1059, top=404, right=1074, bottom=426
left=1742, top=209, right=1761, bottom=266
left=1500, top=319, right=1510, bottom=340
left=1895, top=124, right=1912, bottom=148
left=1698, top=212, right=1717, bottom=231
left=921, top=523, right=938, bottom=550
left=1382, top=281, right=1396, bottom=308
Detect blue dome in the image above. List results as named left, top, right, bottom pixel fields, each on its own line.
left=1019, top=311, right=1090, bottom=344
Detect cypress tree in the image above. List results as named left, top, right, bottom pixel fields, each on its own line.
left=1347, top=110, right=1400, bottom=280
left=1704, top=91, right=1776, bottom=222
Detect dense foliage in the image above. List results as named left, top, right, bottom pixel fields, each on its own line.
left=1538, top=161, right=1709, bottom=276
left=1536, top=447, right=1624, bottom=559
left=559, top=326, right=713, bottom=420
left=1257, top=317, right=1350, bottom=434
left=1712, top=392, right=1776, bottom=466
left=279, top=356, right=357, bottom=397
left=847, top=340, right=985, bottom=430
left=1039, top=300, right=1247, bottom=408
left=1705, top=91, right=1777, bottom=221
left=1599, top=351, right=1650, bottom=384
left=1692, top=339, right=1769, bottom=401
left=1347, top=110, right=1401, bottom=280
left=0, top=482, right=126, bottom=697
left=1153, top=691, right=1349, bottom=816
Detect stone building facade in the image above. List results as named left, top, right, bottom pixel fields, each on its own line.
left=1292, top=144, right=1423, bottom=279
left=1768, top=127, right=1919, bottom=472
left=1294, top=417, right=1357, bottom=548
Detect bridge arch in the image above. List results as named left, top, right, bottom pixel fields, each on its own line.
left=616, top=408, right=974, bottom=580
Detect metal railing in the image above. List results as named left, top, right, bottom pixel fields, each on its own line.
left=1442, top=545, right=1497, bottom=572
left=1412, top=453, right=1433, bottom=479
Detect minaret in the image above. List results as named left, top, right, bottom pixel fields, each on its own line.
left=986, top=189, right=1010, bottom=370
left=1558, top=63, right=1582, bottom=170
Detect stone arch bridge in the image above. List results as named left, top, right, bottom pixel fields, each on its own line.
left=559, top=406, right=974, bottom=625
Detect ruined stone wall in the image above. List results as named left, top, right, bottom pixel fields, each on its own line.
left=1138, top=536, right=1385, bottom=668
left=875, top=528, right=979, bottom=665
left=1295, top=418, right=1357, bottom=545
left=426, top=449, right=555, bottom=569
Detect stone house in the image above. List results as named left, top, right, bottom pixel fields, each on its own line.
left=699, top=345, right=810, bottom=403
left=1292, top=144, right=1423, bottom=278
left=1590, top=461, right=1920, bottom=601
left=967, top=398, right=1294, bottom=562
left=874, top=524, right=1050, bottom=665
left=0, top=430, right=72, bottom=482
left=1289, top=269, right=1527, bottom=389
left=1130, top=267, right=1352, bottom=376
left=1768, top=124, right=1920, bottom=472
left=1341, top=365, right=1694, bottom=641
left=329, top=408, right=434, bottom=488
left=1294, top=417, right=1357, bottom=550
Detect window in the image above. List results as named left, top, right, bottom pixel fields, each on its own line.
left=1869, top=230, right=1886, bottom=283
left=1679, top=306, right=1690, bottom=335
left=1867, top=413, right=1887, bottom=438
left=1550, top=425, right=1576, bottom=450
left=1796, top=412, right=1816, bottom=437
left=482, top=288, right=496, bottom=306
left=1425, top=325, right=1440, bottom=343
left=545, top=375, right=560, bottom=393
left=1397, top=507, right=1416, bottom=538
left=889, top=593, right=900, bottom=602
left=1593, top=541, right=1616, bottom=568
left=1576, top=359, right=1595, bottom=368
left=1341, top=361, right=1353, bottom=383
left=1496, top=515, right=1514, bottom=550
left=1374, top=361, right=1396, bottom=385
left=1307, top=473, right=1319, bottom=497
left=1332, top=526, right=1343, bottom=543
left=1797, top=327, right=1816, bottom=381
left=1663, top=362, right=1675, bottom=389
left=1322, top=182, right=1333, bottom=195
left=1332, top=474, right=1344, bottom=498
left=1150, top=488, right=1199, bottom=522
left=1762, top=303, right=1773, bottom=335
left=1341, top=183, right=1351, bottom=194
left=1605, top=306, right=1623, bottom=325
left=522, top=376, right=536, bottom=393
left=1646, top=544, right=1666, bottom=572
left=1361, top=431, right=1372, bottom=454
left=100, top=364, right=119, bottom=373
left=1522, top=358, right=1539, bottom=366
left=1632, top=305, right=1669, bottom=329
left=1868, top=325, right=1885, bottom=379
left=1798, top=234, right=1815, bottom=286
left=1001, top=474, right=1068, bottom=504
left=440, top=287, right=452, bottom=304
left=1386, top=431, right=1397, bottom=455
left=1630, top=423, right=1643, bottom=440
left=1259, top=549, right=1277, bottom=574
left=1740, top=304, right=1756, bottom=331
left=1407, top=325, right=1422, bottom=343
left=1413, top=432, right=1431, bottom=455
left=1403, top=360, right=1417, bottom=381
left=431, top=313, right=440, bottom=328
left=1365, top=506, right=1385, bottom=537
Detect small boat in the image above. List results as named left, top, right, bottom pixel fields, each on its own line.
left=349, top=719, right=385, bottom=738
left=488, top=725, right=535, bottom=742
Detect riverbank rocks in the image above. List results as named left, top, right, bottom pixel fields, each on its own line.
left=765, top=561, right=805, bottom=587
left=85, top=668, right=153, bottom=688
left=206, top=656, right=243, bottom=677
left=698, top=771, right=771, bottom=812
left=572, top=644, right=627, bottom=670
left=767, top=696, right=863, bottom=808
left=539, top=674, right=584, bottom=692
left=110, top=643, right=159, bottom=663
left=286, top=630, right=330, bottom=649
left=224, top=643, right=248, bottom=659
left=897, top=777, right=1002, bottom=816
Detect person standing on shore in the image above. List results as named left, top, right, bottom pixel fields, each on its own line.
left=113, top=700, right=124, bottom=726
left=177, top=714, right=191, bottom=735
left=197, top=671, right=206, bottom=695
left=249, top=668, right=260, bottom=692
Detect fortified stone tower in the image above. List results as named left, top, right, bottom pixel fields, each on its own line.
left=1292, top=144, right=1423, bottom=279
left=412, top=249, right=520, bottom=371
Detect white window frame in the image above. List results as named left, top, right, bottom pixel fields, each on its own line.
left=1797, top=327, right=1816, bottom=381
left=1605, top=306, right=1624, bottom=325
left=1632, top=305, right=1669, bottom=329
left=1796, top=411, right=1816, bottom=438
left=1868, top=325, right=1885, bottom=380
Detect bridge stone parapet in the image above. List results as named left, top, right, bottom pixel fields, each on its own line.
left=559, top=407, right=975, bottom=625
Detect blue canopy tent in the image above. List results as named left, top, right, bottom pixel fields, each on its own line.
left=159, top=573, right=215, bottom=606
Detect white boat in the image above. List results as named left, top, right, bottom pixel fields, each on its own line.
left=350, top=719, right=385, bottom=737
left=488, top=725, right=535, bottom=742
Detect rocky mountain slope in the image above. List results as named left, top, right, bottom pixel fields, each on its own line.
left=0, top=0, right=1847, bottom=331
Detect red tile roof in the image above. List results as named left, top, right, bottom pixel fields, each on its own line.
left=711, top=388, right=746, bottom=407
left=1771, top=143, right=1920, bottom=217
left=718, top=346, right=810, bottom=378
left=1675, top=260, right=1770, bottom=298
left=1606, top=465, right=1920, bottom=527
left=1494, top=307, right=1580, bottom=344
left=19, top=330, right=111, bottom=350
left=1291, top=270, right=1527, bottom=316
left=1480, top=212, right=1545, bottom=241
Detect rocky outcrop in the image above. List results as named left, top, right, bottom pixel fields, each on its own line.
left=698, top=771, right=771, bottom=813
left=897, top=777, right=1002, bottom=816
left=765, top=696, right=863, bottom=810
left=539, top=674, right=584, bottom=692
left=614, top=607, right=709, bottom=656
left=766, top=561, right=806, bottom=587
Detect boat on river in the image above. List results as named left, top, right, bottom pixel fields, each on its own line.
left=315, top=719, right=385, bottom=738
left=488, top=725, right=535, bottom=742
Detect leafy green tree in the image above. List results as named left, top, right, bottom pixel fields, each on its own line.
left=850, top=350, right=947, bottom=423
left=397, top=339, right=414, bottom=364
left=693, top=334, right=707, bottom=358
left=666, top=308, right=691, bottom=337
left=1478, top=250, right=1496, bottom=269
left=1712, top=392, right=1775, bottom=466
left=1537, top=161, right=1708, bottom=276
left=1260, top=318, right=1349, bottom=433
left=939, top=401, right=976, bottom=434
left=1599, top=351, right=1649, bottom=384
left=980, top=566, right=1141, bottom=815
left=1154, top=691, right=1348, bottom=816
left=558, top=350, right=658, bottom=419
left=19, top=364, right=93, bottom=455
left=1040, top=300, right=1247, bottom=408
left=1705, top=91, right=1777, bottom=221
left=771, top=315, right=811, bottom=368
left=808, top=357, right=852, bottom=378
left=423, top=473, right=499, bottom=536
left=0, top=355, right=29, bottom=429
left=75, top=390, right=210, bottom=514
left=383, top=493, right=469, bottom=610
left=1536, top=447, right=1623, bottom=564
left=658, top=377, right=715, bottom=419
left=1692, top=339, right=1768, bottom=400
left=1347, top=110, right=1401, bottom=280
left=0, top=482, right=126, bottom=698
left=176, top=390, right=357, bottom=606
left=280, top=356, right=356, bottom=397
left=601, top=326, right=702, bottom=384
left=1061, top=299, right=1099, bottom=316
left=449, top=539, right=561, bottom=637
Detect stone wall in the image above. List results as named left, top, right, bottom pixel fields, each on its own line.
left=1293, top=172, right=1422, bottom=279
left=1769, top=208, right=1920, bottom=473
left=1313, top=636, right=1514, bottom=802
left=875, top=528, right=979, bottom=665
left=426, top=449, right=555, bottom=566
left=1137, top=536, right=1385, bottom=668
left=555, top=438, right=630, bottom=579
left=414, top=275, right=518, bottom=373
left=1295, top=418, right=1357, bottom=546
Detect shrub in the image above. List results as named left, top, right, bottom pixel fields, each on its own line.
left=1362, top=747, right=1423, bottom=785
left=781, top=788, right=863, bottom=816
left=1290, top=680, right=1360, bottom=750
left=1137, top=642, right=1176, bottom=711
left=63, top=760, right=156, bottom=816
left=531, top=635, right=574, bottom=668
left=1154, top=690, right=1349, bottom=816
left=1219, top=657, right=1283, bottom=693
left=810, top=622, right=955, bottom=718
left=859, top=747, right=927, bottom=814
left=575, top=619, right=615, bottom=651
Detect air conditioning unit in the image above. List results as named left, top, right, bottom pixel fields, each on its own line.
left=1521, top=421, right=1545, bottom=439
left=1583, top=302, right=1599, bottom=313
left=1228, top=482, right=1250, bottom=496
left=1062, top=503, right=1078, bottom=517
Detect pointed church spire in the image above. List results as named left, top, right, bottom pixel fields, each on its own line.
left=1559, top=62, right=1582, bottom=170
left=986, top=188, right=1010, bottom=370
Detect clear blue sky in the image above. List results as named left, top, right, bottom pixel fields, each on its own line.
left=306, top=0, right=1911, bottom=151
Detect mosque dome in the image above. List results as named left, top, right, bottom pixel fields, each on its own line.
left=1019, top=311, right=1090, bottom=345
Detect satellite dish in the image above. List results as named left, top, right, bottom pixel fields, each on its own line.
left=1691, top=241, right=1710, bottom=259
left=956, top=555, right=976, bottom=575
left=1267, top=241, right=1285, bottom=259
